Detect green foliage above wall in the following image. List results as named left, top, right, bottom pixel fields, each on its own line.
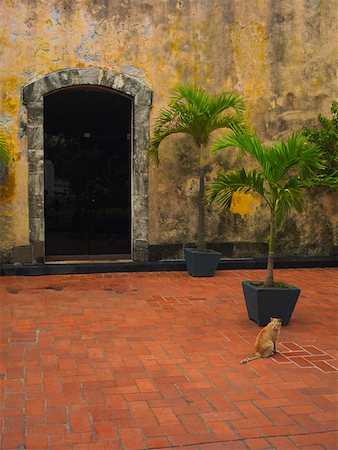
left=303, top=101, right=338, bottom=175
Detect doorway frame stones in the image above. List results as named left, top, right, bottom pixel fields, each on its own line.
left=22, top=68, right=152, bottom=262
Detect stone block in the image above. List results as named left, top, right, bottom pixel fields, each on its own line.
left=30, top=218, right=44, bottom=242
left=28, top=172, right=44, bottom=198
left=32, top=241, right=44, bottom=262
left=27, top=126, right=43, bottom=150
left=58, top=68, right=80, bottom=85
left=132, top=214, right=149, bottom=242
left=133, top=106, right=150, bottom=128
left=133, top=239, right=149, bottom=262
left=13, top=245, right=33, bottom=263
left=29, top=195, right=44, bottom=217
left=28, top=152, right=44, bottom=173
left=132, top=170, right=148, bottom=195
left=100, top=70, right=119, bottom=88
left=78, top=68, right=100, bottom=85
left=134, top=87, right=153, bottom=106
left=27, top=104, right=43, bottom=125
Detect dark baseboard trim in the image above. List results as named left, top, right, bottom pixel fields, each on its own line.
left=1, top=256, right=337, bottom=276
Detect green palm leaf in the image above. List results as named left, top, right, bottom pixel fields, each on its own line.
left=204, top=168, right=265, bottom=209
left=208, top=92, right=246, bottom=117
left=0, top=131, right=10, bottom=168
left=268, top=132, right=324, bottom=182
left=148, top=85, right=245, bottom=165
left=274, top=183, right=305, bottom=224
left=212, top=126, right=271, bottom=174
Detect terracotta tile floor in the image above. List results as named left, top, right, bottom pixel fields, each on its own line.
left=0, top=267, right=337, bottom=450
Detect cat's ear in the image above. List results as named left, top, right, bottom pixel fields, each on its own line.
left=272, top=317, right=282, bottom=323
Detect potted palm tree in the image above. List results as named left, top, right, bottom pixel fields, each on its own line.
left=148, top=84, right=245, bottom=276
left=205, top=126, right=335, bottom=324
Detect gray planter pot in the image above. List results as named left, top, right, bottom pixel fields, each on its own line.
left=242, top=280, right=301, bottom=326
left=184, top=248, right=222, bottom=277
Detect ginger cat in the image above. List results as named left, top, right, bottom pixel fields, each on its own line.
left=240, top=317, right=282, bottom=364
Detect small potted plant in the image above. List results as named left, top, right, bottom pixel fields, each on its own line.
left=148, top=84, right=245, bottom=276
left=205, top=126, right=335, bottom=324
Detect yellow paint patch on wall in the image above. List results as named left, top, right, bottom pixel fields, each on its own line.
left=230, top=191, right=260, bottom=216
left=0, top=76, right=22, bottom=115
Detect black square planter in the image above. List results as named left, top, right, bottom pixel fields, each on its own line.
left=184, top=248, right=222, bottom=277
left=242, top=280, right=301, bottom=326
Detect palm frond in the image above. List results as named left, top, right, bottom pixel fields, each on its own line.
left=212, top=126, right=270, bottom=173
left=0, top=131, right=10, bottom=168
left=207, top=92, right=246, bottom=118
left=274, top=186, right=305, bottom=224
left=296, top=171, right=338, bottom=189
left=268, top=132, right=324, bottom=182
left=148, top=103, right=192, bottom=165
left=170, top=84, right=211, bottom=112
left=204, top=168, right=265, bottom=209
left=148, top=124, right=190, bottom=166
left=204, top=114, right=245, bottom=138
left=148, top=84, right=245, bottom=165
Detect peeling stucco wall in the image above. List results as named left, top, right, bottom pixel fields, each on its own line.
left=0, top=0, right=337, bottom=260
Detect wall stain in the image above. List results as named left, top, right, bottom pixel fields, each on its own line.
left=0, top=171, right=16, bottom=204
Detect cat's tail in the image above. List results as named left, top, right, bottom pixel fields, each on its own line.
left=240, top=354, right=261, bottom=364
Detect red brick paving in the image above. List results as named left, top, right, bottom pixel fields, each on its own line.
left=0, top=267, right=337, bottom=449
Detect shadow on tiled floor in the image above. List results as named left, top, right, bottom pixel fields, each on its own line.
left=0, top=268, right=337, bottom=449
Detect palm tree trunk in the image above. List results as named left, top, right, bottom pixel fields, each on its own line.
left=197, top=143, right=206, bottom=252
left=265, top=210, right=275, bottom=287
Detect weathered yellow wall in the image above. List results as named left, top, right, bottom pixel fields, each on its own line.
left=0, top=0, right=337, bottom=257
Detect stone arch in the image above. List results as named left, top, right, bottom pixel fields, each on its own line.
left=22, top=68, right=152, bottom=262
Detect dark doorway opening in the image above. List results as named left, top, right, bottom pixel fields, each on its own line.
left=43, top=87, right=132, bottom=261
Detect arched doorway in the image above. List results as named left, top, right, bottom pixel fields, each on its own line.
left=44, top=87, right=132, bottom=260
left=22, top=68, right=152, bottom=262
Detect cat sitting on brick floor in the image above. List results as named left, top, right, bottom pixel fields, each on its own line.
left=240, top=317, right=282, bottom=364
